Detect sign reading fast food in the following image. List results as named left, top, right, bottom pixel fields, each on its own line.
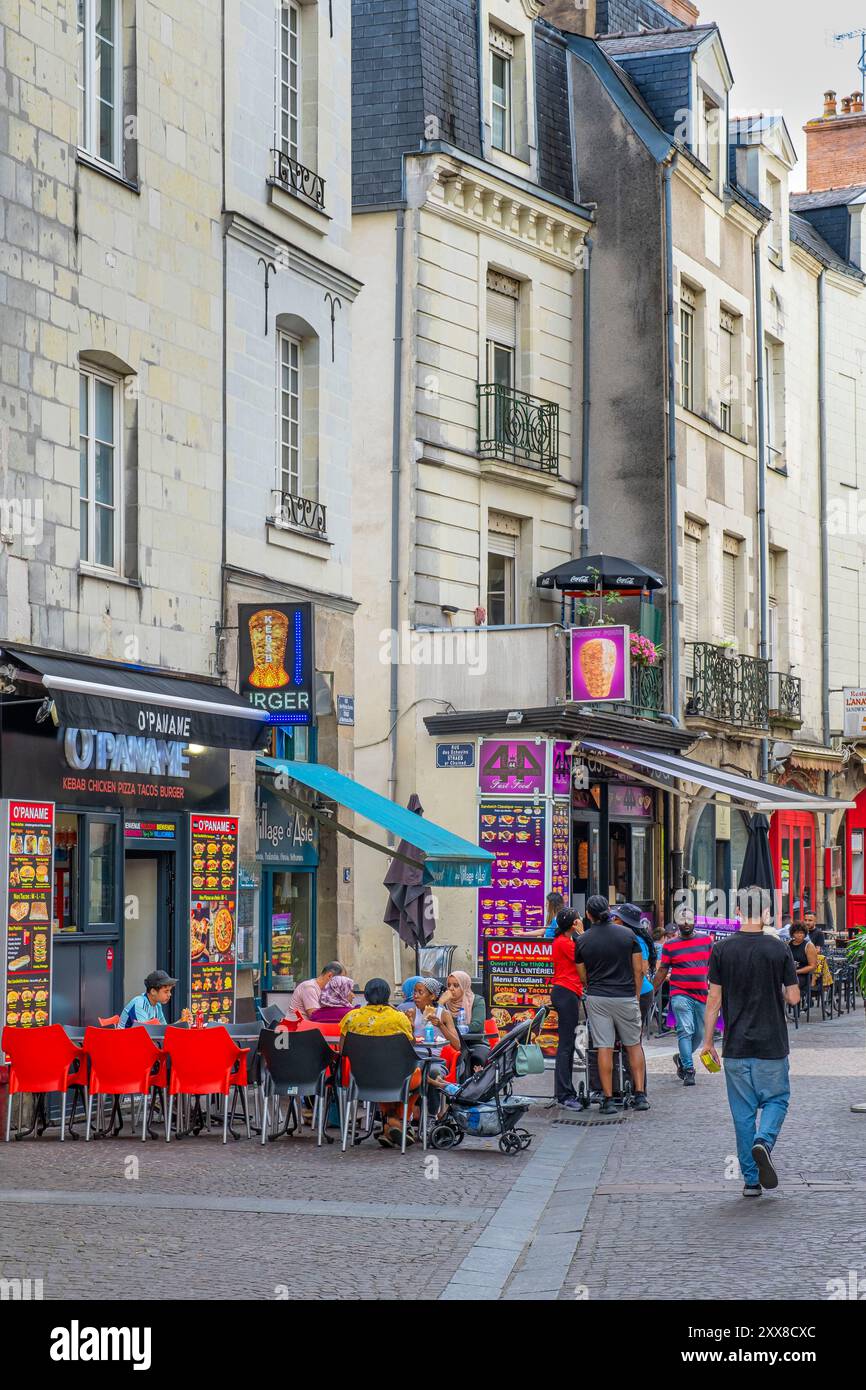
left=2, top=799, right=55, bottom=1031
left=237, top=602, right=315, bottom=724
left=188, top=813, right=239, bottom=1025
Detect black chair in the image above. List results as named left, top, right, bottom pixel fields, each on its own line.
left=259, top=1004, right=285, bottom=1027
left=258, top=1028, right=334, bottom=1146
left=339, top=1033, right=429, bottom=1154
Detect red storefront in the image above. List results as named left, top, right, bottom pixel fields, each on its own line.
left=769, top=810, right=817, bottom=920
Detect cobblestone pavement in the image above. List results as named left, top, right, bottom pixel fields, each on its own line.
left=0, top=1008, right=863, bottom=1300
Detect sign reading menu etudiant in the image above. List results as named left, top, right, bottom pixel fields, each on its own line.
left=478, top=800, right=546, bottom=952
left=2, top=800, right=55, bottom=1031
left=189, top=814, right=239, bottom=1025
left=484, top=938, right=557, bottom=1059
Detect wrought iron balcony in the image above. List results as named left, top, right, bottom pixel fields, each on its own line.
left=477, top=383, right=559, bottom=474
left=270, top=148, right=326, bottom=211
left=769, top=671, right=802, bottom=725
left=585, top=660, right=665, bottom=719
left=271, top=490, right=327, bottom=539
left=685, top=643, right=770, bottom=729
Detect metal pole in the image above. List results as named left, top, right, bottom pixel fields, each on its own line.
left=663, top=161, right=681, bottom=723
left=818, top=269, right=835, bottom=928
left=580, top=237, right=593, bottom=559
left=754, top=232, right=769, bottom=779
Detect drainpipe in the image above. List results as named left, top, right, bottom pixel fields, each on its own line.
left=476, top=0, right=486, bottom=159
left=754, top=232, right=769, bottom=779
left=388, top=205, right=406, bottom=809
left=579, top=236, right=593, bottom=558
left=818, top=268, right=835, bottom=926
left=663, top=159, right=681, bottom=723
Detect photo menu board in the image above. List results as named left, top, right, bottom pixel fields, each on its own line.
left=189, top=813, right=239, bottom=1025
left=484, top=938, right=557, bottom=1058
left=551, top=801, right=570, bottom=902
left=478, top=800, right=546, bottom=952
left=2, top=800, right=55, bottom=1030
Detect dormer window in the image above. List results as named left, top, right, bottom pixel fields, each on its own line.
left=490, top=28, right=514, bottom=154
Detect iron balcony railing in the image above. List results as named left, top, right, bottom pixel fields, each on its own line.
left=584, top=660, right=665, bottom=720
left=270, top=148, right=326, bottom=211
left=477, top=383, right=559, bottom=474
left=769, top=671, right=802, bottom=724
left=685, top=643, right=770, bottom=729
left=271, top=489, right=327, bottom=539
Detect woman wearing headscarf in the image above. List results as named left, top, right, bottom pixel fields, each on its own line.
left=310, top=974, right=357, bottom=1022
left=397, top=975, right=424, bottom=1015
left=404, top=978, right=460, bottom=1048
left=440, top=970, right=490, bottom=1072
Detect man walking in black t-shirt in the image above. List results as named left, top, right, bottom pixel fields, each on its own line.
left=574, top=895, right=649, bottom=1115
left=703, top=887, right=800, bottom=1197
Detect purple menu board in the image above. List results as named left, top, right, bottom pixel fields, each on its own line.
left=478, top=800, right=546, bottom=952
left=478, top=740, right=547, bottom=796
left=552, top=742, right=572, bottom=797
left=551, top=801, right=570, bottom=901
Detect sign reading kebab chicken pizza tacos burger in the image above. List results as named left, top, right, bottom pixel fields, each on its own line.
left=189, top=814, right=239, bottom=1024
left=2, top=800, right=55, bottom=1031
left=569, top=625, right=631, bottom=705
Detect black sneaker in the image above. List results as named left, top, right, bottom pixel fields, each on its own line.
left=673, top=1055, right=685, bottom=1080
left=683, top=1070, right=696, bottom=1087
left=599, top=1097, right=619, bottom=1116
left=742, top=1184, right=762, bottom=1198
left=631, top=1092, right=651, bottom=1111
left=751, top=1141, right=779, bottom=1189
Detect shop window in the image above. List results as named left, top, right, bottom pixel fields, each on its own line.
left=52, top=814, right=120, bottom=933
left=87, top=819, right=119, bottom=927
left=55, top=814, right=82, bottom=932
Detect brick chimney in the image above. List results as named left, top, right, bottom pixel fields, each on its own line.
left=660, top=0, right=700, bottom=22
left=542, top=0, right=597, bottom=36
left=805, top=88, right=866, bottom=190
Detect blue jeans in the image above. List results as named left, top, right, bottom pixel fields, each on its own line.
left=671, top=993, right=705, bottom=1071
left=723, top=1057, right=791, bottom=1186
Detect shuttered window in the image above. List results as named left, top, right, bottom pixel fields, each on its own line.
left=683, top=530, right=701, bottom=674
left=486, top=271, right=519, bottom=387
left=722, top=550, right=737, bottom=641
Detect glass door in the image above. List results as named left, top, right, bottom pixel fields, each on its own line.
left=261, top=867, right=315, bottom=993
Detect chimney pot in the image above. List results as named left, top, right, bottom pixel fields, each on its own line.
left=841, top=96, right=852, bottom=115
left=853, top=92, right=864, bottom=114
left=824, top=90, right=837, bottom=117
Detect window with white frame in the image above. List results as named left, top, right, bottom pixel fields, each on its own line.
left=768, top=548, right=779, bottom=668
left=699, top=91, right=722, bottom=190
left=487, top=514, right=520, bottom=625
left=767, top=172, right=783, bottom=260
left=683, top=520, right=704, bottom=677
left=490, top=28, right=513, bottom=154
left=77, top=0, right=123, bottom=169
left=278, top=332, right=302, bottom=497
left=79, top=368, right=122, bottom=571
left=764, top=335, right=785, bottom=468
left=277, top=1, right=301, bottom=164
left=680, top=289, right=696, bottom=411
left=719, top=311, right=738, bottom=433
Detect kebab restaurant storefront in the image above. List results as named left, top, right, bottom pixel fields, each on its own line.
left=0, top=648, right=267, bottom=1030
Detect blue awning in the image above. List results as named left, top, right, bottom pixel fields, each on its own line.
left=257, top=758, right=494, bottom=887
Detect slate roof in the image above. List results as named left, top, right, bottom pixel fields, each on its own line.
left=789, top=211, right=864, bottom=280
left=597, top=0, right=689, bottom=34
left=352, top=0, right=578, bottom=210
left=599, top=24, right=717, bottom=56
left=790, top=185, right=866, bottom=210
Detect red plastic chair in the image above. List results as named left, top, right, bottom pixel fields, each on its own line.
left=98, top=1015, right=121, bottom=1028
left=2, top=1025, right=85, bottom=1142
left=82, top=1027, right=165, bottom=1142
left=438, top=1045, right=460, bottom=1085
left=484, top=1017, right=500, bottom=1042
left=162, top=1025, right=249, bottom=1143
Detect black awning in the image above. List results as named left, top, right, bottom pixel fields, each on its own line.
left=423, top=705, right=694, bottom=752
left=3, top=648, right=269, bottom=752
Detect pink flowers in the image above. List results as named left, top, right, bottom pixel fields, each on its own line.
left=630, top=634, right=660, bottom=667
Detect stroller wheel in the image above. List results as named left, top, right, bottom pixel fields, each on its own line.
left=430, top=1123, right=461, bottom=1150
left=515, top=1129, right=532, bottom=1151
left=499, top=1132, right=522, bottom=1156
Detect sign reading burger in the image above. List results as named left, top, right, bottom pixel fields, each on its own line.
left=2, top=800, right=55, bottom=1030
left=569, top=624, right=630, bottom=705
left=189, top=814, right=239, bottom=1024
left=238, top=602, right=315, bottom=725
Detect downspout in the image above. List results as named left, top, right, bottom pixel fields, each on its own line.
left=579, top=235, right=593, bottom=558
left=663, top=159, right=681, bottom=723
left=754, top=232, right=769, bottom=779
left=818, top=268, right=834, bottom=926
left=663, top=157, right=684, bottom=904
left=219, top=0, right=228, bottom=679
left=476, top=0, right=486, bottom=159
left=388, top=203, right=406, bottom=809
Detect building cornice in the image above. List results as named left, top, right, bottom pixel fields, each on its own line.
left=412, top=153, right=591, bottom=271
left=223, top=212, right=364, bottom=301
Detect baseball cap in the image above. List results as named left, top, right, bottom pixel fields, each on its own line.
left=145, top=970, right=178, bottom=991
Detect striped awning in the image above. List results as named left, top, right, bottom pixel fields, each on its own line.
left=579, top=740, right=854, bottom=812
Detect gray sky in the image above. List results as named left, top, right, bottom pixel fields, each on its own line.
left=710, top=0, right=866, bottom=189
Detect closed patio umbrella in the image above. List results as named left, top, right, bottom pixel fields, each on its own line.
left=383, top=794, right=437, bottom=971
left=738, top=813, right=776, bottom=918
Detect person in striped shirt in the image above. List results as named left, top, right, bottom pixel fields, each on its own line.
left=653, top=906, right=713, bottom=1086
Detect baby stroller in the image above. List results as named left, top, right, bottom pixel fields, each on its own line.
left=428, top=1008, right=546, bottom=1156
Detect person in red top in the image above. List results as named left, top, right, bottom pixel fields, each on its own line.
left=550, top=908, right=584, bottom=1109
left=653, top=906, right=713, bottom=1087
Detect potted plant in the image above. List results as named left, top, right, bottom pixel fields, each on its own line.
left=630, top=634, right=662, bottom=668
